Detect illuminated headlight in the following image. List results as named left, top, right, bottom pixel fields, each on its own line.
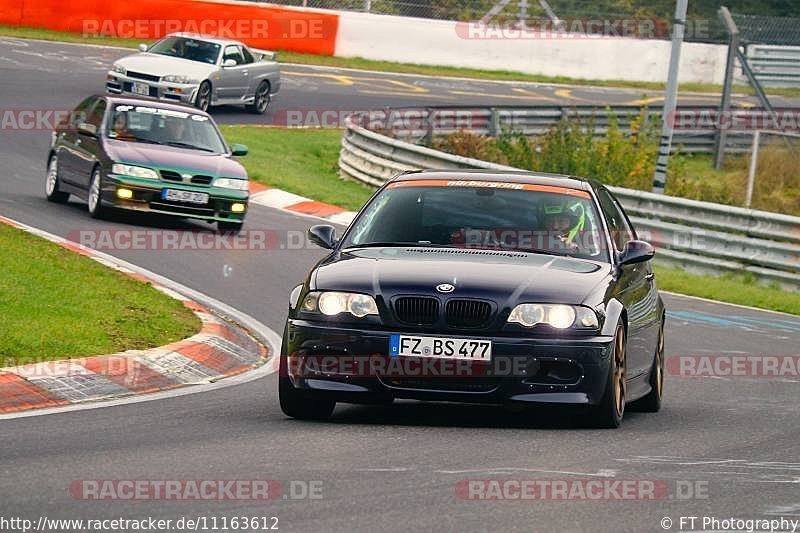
left=508, top=304, right=598, bottom=329
left=112, top=64, right=126, bottom=75
left=301, top=291, right=378, bottom=318
left=162, top=74, right=199, bottom=84
left=214, top=178, right=248, bottom=191
left=111, top=163, right=159, bottom=181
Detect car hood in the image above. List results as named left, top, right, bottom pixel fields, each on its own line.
left=313, top=247, right=612, bottom=306
left=105, top=140, right=246, bottom=179
left=115, top=53, right=215, bottom=78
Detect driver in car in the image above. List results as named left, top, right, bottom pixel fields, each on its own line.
left=544, top=202, right=585, bottom=253
left=164, top=117, right=187, bottom=142
left=110, top=113, right=134, bottom=139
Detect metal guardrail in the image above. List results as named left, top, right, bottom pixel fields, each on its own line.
left=747, top=44, right=800, bottom=88
left=339, top=110, right=800, bottom=288
left=349, top=106, right=756, bottom=154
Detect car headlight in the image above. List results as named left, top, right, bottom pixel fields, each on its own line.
left=508, top=304, right=598, bottom=329
left=301, top=291, right=378, bottom=318
left=111, top=163, right=159, bottom=181
left=112, top=64, right=126, bottom=75
left=162, top=74, right=199, bottom=84
left=214, top=178, right=249, bottom=191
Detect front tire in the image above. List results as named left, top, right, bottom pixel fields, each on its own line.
left=588, top=324, right=627, bottom=428
left=278, top=353, right=335, bottom=421
left=87, top=168, right=106, bottom=219
left=195, top=81, right=212, bottom=112
left=246, top=81, right=271, bottom=114
left=45, top=155, right=69, bottom=203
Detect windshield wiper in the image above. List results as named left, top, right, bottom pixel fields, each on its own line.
left=474, top=245, right=569, bottom=257
left=165, top=141, right=215, bottom=152
left=344, top=242, right=422, bottom=249
left=127, top=137, right=163, bottom=145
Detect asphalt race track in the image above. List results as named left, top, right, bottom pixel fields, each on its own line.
left=1, top=38, right=799, bottom=532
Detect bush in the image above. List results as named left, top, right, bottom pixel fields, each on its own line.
left=433, top=108, right=666, bottom=189
left=431, top=110, right=800, bottom=216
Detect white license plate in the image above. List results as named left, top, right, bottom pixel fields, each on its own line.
left=131, top=81, right=150, bottom=96
left=162, top=189, right=209, bottom=204
left=390, top=334, right=492, bottom=361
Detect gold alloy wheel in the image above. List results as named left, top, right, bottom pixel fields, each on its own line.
left=613, top=327, right=626, bottom=418
left=654, top=326, right=664, bottom=398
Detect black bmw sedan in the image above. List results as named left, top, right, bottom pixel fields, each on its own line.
left=280, top=170, right=665, bottom=428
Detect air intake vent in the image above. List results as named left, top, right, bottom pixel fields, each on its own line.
left=191, top=175, right=213, bottom=185
left=160, top=170, right=182, bottom=182
left=406, top=248, right=525, bottom=258
left=446, top=299, right=492, bottom=328
left=394, top=297, right=439, bottom=325
left=127, top=71, right=161, bottom=82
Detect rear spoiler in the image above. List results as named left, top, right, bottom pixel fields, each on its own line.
left=251, top=48, right=278, bottom=62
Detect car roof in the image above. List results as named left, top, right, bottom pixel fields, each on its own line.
left=390, top=169, right=593, bottom=192
left=100, top=95, right=212, bottom=117
left=163, top=32, right=244, bottom=47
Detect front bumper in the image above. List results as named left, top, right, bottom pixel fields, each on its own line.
left=106, top=73, right=198, bottom=105
left=283, top=319, right=615, bottom=408
left=101, top=174, right=248, bottom=223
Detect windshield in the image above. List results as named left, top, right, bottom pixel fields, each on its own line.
left=147, top=36, right=220, bottom=65
left=343, top=180, right=608, bottom=262
left=106, top=104, right=228, bottom=154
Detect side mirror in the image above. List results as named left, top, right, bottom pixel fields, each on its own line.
left=222, top=58, right=237, bottom=68
left=77, top=123, right=97, bottom=137
left=618, top=240, right=655, bottom=266
left=138, top=43, right=148, bottom=52
left=230, top=143, right=248, bottom=156
left=308, top=224, right=337, bottom=249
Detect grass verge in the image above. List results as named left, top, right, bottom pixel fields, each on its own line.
left=0, top=223, right=200, bottom=361
left=221, top=126, right=375, bottom=211
left=2, top=24, right=799, bottom=97
left=655, top=265, right=800, bottom=316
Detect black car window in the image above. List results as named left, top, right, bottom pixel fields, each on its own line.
left=84, top=99, right=106, bottom=130
left=67, top=96, right=96, bottom=130
left=106, top=104, right=227, bottom=154
left=223, top=45, right=245, bottom=65
left=147, top=37, right=220, bottom=65
left=343, top=182, right=609, bottom=262
left=596, top=187, right=633, bottom=251
left=241, top=46, right=255, bottom=64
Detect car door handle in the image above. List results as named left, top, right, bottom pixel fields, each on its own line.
left=242, top=70, right=249, bottom=75
left=75, top=138, right=81, bottom=145
left=645, top=272, right=655, bottom=280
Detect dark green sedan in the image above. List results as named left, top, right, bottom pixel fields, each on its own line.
left=46, top=95, right=250, bottom=232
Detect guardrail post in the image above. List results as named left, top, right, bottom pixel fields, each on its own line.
left=746, top=130, right=761, bottom=208
left=488, top=108, right=500, bottom=137
left=423, top=108, right=434, bottom=146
